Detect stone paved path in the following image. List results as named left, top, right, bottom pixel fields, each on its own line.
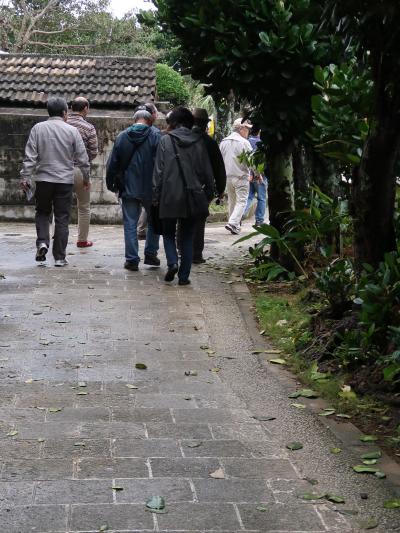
left=0, top=222, right=399, bottom=533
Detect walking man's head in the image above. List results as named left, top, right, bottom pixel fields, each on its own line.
left=232, top=118, right=252, bottom=139
left=133, top=109, right=153, bottom=125
left=192, top=108, right=210, bottom=133
left=71, top=97, right=90, bottom=117
left=167, top=107, right=194, bottom=130
left=47, top=97, right=68, bottom=121
left=135, top=102, right=158, bottom=124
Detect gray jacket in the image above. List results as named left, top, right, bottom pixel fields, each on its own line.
left=153, top=128, right=214, bottom=219
left=20, top=117, right=90, bottom=184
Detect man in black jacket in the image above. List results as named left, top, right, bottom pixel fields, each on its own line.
left=188, top=108, right=226, bottom=263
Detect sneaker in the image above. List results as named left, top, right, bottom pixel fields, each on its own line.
left=225, top=223, right=240, bottom=235
left=77, top=241, right=93, bottom=248
left=164, top=264, right=178, bottom=282
left=35, top=243, right=48, bottom=262
left=137, top=233, right=147, bottom=241
left=144, top=254, right=160, bottom=267
left=193, top=257, right=206, bottom=264
left=124, top=261, right=139, bottom=271
left=178, top=279, right=191, bottom=286
left=54, top=258, right=69, bottom=267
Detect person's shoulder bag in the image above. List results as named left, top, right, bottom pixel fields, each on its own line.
left=170, top=135, right=210, bottom=219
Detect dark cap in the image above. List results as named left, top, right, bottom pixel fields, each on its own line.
left=193, top=108, right=210, bottom=122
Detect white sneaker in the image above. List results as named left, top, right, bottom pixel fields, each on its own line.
left=225, top=223, right=240, bottom=235
left=35, top=243, right=48, bottom=262
left=54, top=259, right=69, bottom=267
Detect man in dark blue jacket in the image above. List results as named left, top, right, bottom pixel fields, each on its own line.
left=106, top=109, right=161, bottom=271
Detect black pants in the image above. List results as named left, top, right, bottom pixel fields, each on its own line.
left=177, top=215, right=207, bottom=260
left=35, top=181, right=73, bottom=260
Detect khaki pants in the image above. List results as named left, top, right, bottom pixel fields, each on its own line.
left=73, top=167, right=90, bottom=242
left=227, top=176, right=249, bottom=230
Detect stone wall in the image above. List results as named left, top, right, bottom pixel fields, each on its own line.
left=0, top=107, right=165, bottom=224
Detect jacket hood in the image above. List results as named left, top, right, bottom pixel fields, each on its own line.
left=169, top=127, right=202, bottom=147
left=126, top=124, right=151, bottom=145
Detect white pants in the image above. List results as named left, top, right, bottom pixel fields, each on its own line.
left=227, top=176, right=249, bottom=230
left=73, top=167, right=90, bottom=242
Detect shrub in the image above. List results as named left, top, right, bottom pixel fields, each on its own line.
left=156, top=63, right=190, bottom=105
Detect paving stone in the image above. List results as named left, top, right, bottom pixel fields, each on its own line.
left=150, top=458, right=221, bottom=478
left=146, top=422, right=212, bottom=440
left=114, top=438, right=182, bottom=458
left=156, top=502, right=241, bottom=530
left=2, top=459, right=73, bottom=480
left=135, top=393, right=199, bottom=409
left=210, top=424, right=271, bottom=441
left=221, top=458, right=298, bottom=479
left=0, top=481, right=34, bottom=506
left=183, top=439, right=252, bottom=458
left=9, top=421, right=81, bottom=440
left=35, top=479, right=113, bottom=504
left=173, top=408, right=252, bottom=425
left=112, top=407, right=173, bottom=423
left=237, top=503, right=325, bottom=531
left=78, top=422, right=146, bottom=439
left=76, top=457, right=148, bottom=479
left=45, top=406, right=110, bottom=423
left=0, top=439, right=41, bottom=459
left=193, top=479, right=273, bottom=503
left=42, top=438, right=111, bottom=458
left=0, top=504, right=68, bottom=532
left=70, top=503, right=153, bottom=531
left=114, top=478, right=194, bottom=503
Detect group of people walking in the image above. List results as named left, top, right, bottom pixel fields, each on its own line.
left=19, top=96, right=267, bottom=284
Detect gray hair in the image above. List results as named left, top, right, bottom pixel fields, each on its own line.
left=47, top=96, right=68, bottom=117
left=133, top=109, right=152, bottom=123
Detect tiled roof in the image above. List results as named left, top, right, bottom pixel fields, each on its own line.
left=0, top=54, right=156, bottom=107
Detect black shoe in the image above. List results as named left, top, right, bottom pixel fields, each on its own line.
left=124, top=261, right=139, bottom=271
left=137, top=233, right=146, bottom=241
left=193, top=257, right=206, bottom=264
left=164, top=264, right=178, bottom=282
left=178, top=279, right=191, bottom=286
left=35, top=243, right=48, bottom=262
left=144, top=254, right=160, bottom=267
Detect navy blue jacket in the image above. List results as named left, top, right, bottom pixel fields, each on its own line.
left=106, top=124, right=161, bottom=206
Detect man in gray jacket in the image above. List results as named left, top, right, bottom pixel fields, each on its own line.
left=20, top=97, right=90, bottom=266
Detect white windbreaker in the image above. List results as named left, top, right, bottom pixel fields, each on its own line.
left=219, top=132, right=252, bottom=179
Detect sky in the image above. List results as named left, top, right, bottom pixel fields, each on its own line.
left=109, top=0, right=155, bottom=18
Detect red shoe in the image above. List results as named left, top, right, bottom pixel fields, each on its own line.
left=77, top=241, right=93, bottom=248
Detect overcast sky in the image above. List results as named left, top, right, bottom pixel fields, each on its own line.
left=109, top=0, right=155, bottom=18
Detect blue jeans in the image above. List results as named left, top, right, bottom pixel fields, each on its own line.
left=122, top=198, right=159, bottom=264
left=163, top=218, right=195, bottom=282
left=243, top=178, right=268, bottom=225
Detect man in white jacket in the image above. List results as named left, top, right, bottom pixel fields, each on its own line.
left=219, top=118, right=252, bottom=234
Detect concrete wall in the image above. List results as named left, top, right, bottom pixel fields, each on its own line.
left=0, top=107, right=165, bottom=223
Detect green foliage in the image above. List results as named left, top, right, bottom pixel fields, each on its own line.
left=156, top=64, right=190, bottom=105
left=315, top=258, right=356, bottom=317
left=309, top=60, right=372, bottom=168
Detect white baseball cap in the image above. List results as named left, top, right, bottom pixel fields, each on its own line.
left=233, top=118, right=253, bottom=130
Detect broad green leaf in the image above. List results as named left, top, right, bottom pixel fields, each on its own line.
left=286, top=441, right=303, bottom=451
left=330, top=447, right=342, bottom=454
left=112, top=486, right=124, bottom=491
left=146, top=495, right=166, bottom=512
left=48, top=408, right=62, bottom=413
left=252, top=415, right=276, bottom=421
left=362, top=459, right=377, bottom=465
left=135, top=363, right=147, bottom=370
left=289, top=389, right=319, bottom=399
left=6, top=430, right=18, bottom=437
left=336, top=414, right=352, bottom=419
left=298, top=492, right=325, bottom=500
left=319, top=409, right=335, bottom=417
left=352, top=465, right=379, bottom=474
left=383, top=499, right=400, bottom=509
left=361, top=451, right=381, bottom=460
left=326, top=494, right=345, bottom=504
left=257, top=506, right=268, bottom=512
left=360, top=435, right=378, bottom=443
left=269, top=358, right=287, bottom=365
left=291, top=403, right=306, bottom=409
left=359, top=518, right=379, bottom=530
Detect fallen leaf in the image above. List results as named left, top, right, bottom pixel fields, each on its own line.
left=186, top=441, right=202, bottom=448
left=269, top=358, right=287, bottom=365
left=362, top=459, right=377, bottom=465
left=184, top=370, right=198, bottom=376
left=112, top=486, right=124, bottom=491
left=200, top=345, right=209, bottom=350
left=206, top=350, right=216, bottom=355
left=209, top=467, right=225, bottom=479
left=264, top=349, right=282, bottom=354
left=359, top=518, right=379, bottom=530
left=135, top=363, right=147, bottom=370
left=126, top=384, right=138, bottom=389
left=374, top=471, right=386, bottom=479
left=352, top=465, right=380, bottom=474
left=330, top=447, right=342, bottom=454
left=77, top=391, right=88, bottom=396
left=291, top=403, right=306, bottom=409
left=48, top=408, right=63, bottom=413
left=336, top=413, right=352, bottom=419
left=210, top=367, right=220, bottom=373
left=326, top=494, right=345, bottom=504
left=289, top=389, right=319, bottom=399
left=259, top=329, right=266, bottom=335
left=74, top=442, right=86, bottom=447
left=319, top=409, right=335, bottom=417
left=383, top=499, right=400, bottom=509
left=78, top=381, right=87, bottom=387
left=252, top=415, right=276, bottom=421
left=360, top=435, right=378, bottom=443
left=145, top=495, right=166, bottom=513
left=286, top=441, right=303, bottom=451
left=6, top=430, right=18, bottom=437
left=304, top=478, right=319, bottom=485
left=361, top=451, right=381, bottom=460
left=257, top=506, right=268, bottom=512
left=99, top=525, right=109, bottom=532
left=24, top=379, right=33, bottom=384
left=83, top=353, right=102, bottom=357
left=37, top=438, right=45, bottom=443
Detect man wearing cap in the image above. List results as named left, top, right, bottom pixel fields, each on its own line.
left=190, top=108, right=226, bottom=262
left=219, top=118, right=253, bottom=235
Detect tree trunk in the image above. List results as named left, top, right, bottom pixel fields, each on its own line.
left=292, top=143, right=311, bottom=201
left=268, top=146, right=295, bottom=264
left=312, top=153, right=340, bottom=199
left=352, top=123, right=400, bottom=267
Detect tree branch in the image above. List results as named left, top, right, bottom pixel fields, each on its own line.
left=27, top=40, right=101, bottom=48
left=32, top=27, right=74, bottom=35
